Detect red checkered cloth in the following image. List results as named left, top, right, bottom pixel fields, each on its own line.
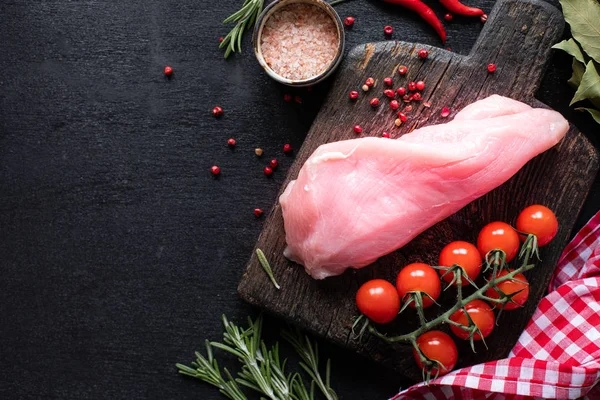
left=392, top=210, right=600, bottom=400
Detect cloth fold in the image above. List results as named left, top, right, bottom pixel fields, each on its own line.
left=393, top=211, right=600, bottom=399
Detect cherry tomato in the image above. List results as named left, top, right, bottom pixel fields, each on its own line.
left=396, top=263, right=441, bottom=308
left=516, top=205, right=558, bottom=246
left=485, top=270, right=529, bottom=310
left=477, top=222, right=520, bottom=262
left=438, top=241, right=482, bottom=286
left=356, top=279, right=400, bottom=324
left=413, top=330, right=458, bottom=376
left=450, top=299, right=495, bottom=340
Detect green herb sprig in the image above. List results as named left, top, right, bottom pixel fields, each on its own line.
left=220, top=0, right=264, bottom=59
left=553, top=0, right=600, bottom=125
left=177, top=315, right=337, bottom=400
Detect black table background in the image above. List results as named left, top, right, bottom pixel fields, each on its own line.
left=1, top=0, right=598, bottom=399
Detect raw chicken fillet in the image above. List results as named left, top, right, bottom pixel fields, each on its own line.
left=279, top=95, right=568, bottom=279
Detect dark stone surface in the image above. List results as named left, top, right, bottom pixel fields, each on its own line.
left=0, top=0, right=597, bottom=399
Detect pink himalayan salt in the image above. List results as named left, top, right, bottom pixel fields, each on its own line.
left=260, top=3, right=339, bottom=81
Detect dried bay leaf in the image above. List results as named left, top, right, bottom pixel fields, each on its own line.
left=553, top=38, right=586, bottom=64
left=576, top=107, right=600, bottom=124
left=568, top=59, right=585, bottom=89
left=560, top=0, right=600, bottom=62
left=570, top=61, right=600, bottom=107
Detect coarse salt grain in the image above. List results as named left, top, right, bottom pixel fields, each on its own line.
left=260, top=4, right=339, bottom=81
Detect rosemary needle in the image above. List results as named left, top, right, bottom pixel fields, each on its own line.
left=256, top=248, right=281, bottom=289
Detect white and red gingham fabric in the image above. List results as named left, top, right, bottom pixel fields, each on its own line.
left=392, top=210, right=600, bottom=400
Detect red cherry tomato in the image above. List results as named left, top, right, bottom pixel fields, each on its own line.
left=450, top=299, right=495, bottom=340
left=485, top=269, right=529, bottom=310
left=438, top=241, right=482, bottom=286
left=413, top=331, right=458, bottom=376
left=477, top=222, right=520, bottom=262
left=396, top=263, right=441, bottom=308
left=356, top=279, right=400, bottom=324
left=516, top=205, right=558, bottom=247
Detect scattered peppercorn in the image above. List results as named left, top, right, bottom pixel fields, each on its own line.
left=398, top=65, right=408, bottom=75
left=405, top=105, right=413, bottom=112
left=370, top=98, right=380, bottom=107
left=397, top=112, right=407, bottom=122
left=270, top=159, right=278, bottom=169
left=423, top=101, right=431, bottom=108
left=418, top=48, right=429, bottom=59
left=416, top=81, right=425, bottom=91
left=212, top=106, right=223, bottom=117
left=408, top=82, right=417, bottom=91
left=384, top=26, right=393, bottom=36
left=487, top=63, right=497, bottom=73
left=384, top=77, right=393, bottom=87
left=382, top=132, right=390, bottom=138
left=283, top=144, right=293, bottom=154
left=349, top=90, right=359, bottom=100
left=354, top=125, right=363, bottom=133
left=384, top=89, right=395, bottom=98
left=441, top=107, right=451, bottom=117
left=344, top=16, right=355, bottom=27
left=480, top=14, right=488, bottom=23
left=164, top=66, right=173, bottom=77
left=264, top=166, right=273, bottom=176
left=396, top=87, right=407, bottom=96
left=390, top=100, right=399, bottom=110
left=444, top=13, right=453, bottom=21
left=283, top=94, right=292, bottom=102
left=227, top=138, right=236, bottom=147
left=362, top=84, right=370, bottom=92
left=402, top=94, right=411, bottom=103
left=395, top=118, right=402, bottom=127
left=365, top=77, right=375, bottom=87
left=412, top=92, right=423, bottom=101
left=255, top=148, right=263, bottom=157
left=219, top=37, right=224, bottom=43
left=211, top=165, right=221, bottom=175
left=254, top=208, right=264, bottom=218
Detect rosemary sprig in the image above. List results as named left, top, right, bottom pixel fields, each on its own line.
left=220, top=0, right=264, bottom=59
left=282, top=328, right=338, bottom=400
left=176, top=340, right=247, bottom=400
left=177, top=315, right=337, bottom=400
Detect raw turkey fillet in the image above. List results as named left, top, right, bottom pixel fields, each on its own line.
left=279, top=95, right=568, bottom=279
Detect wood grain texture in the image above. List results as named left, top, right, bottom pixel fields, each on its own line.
left=238, top=0, right=599, bottom=380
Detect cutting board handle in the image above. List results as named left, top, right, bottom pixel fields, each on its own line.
left=468, top=0, right=564, bottom=92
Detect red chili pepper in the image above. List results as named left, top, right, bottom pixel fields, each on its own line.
left=382, top=0, right=446, bottom=44
left=439, top=0, right=484, bottom=16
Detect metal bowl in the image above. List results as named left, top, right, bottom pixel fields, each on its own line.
left=253, top=0, right=345, bottom=87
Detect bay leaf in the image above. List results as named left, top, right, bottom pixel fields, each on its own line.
left=553, top=38, right=586, bottom=64
left=575, top=107, right=600, bottom=124
left=560, top=0, right=600, bottom=62
left=570, top=61, right=600, bottom=106
left=568, top=58, right=585, bottom=89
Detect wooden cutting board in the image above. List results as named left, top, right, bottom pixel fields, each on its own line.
left=238, top=0, right=599, bottom=380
